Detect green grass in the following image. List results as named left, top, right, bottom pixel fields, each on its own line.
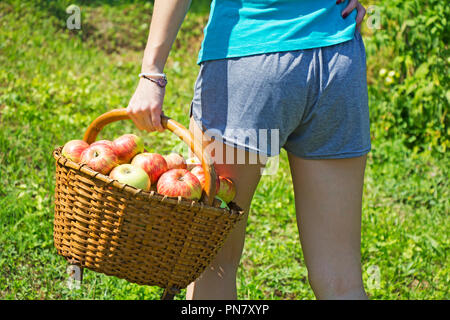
left=0, top=0, right=448, bottom=300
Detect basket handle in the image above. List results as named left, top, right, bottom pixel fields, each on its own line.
left=82, top=108, right=217, bottom=205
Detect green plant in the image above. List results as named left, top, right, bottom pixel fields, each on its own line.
left=0, top=0, right=448, bottom=300
left=364, top=0, right=449, bottom=154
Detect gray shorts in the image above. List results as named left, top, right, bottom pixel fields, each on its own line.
left=190, top=31, right=371, bottom=159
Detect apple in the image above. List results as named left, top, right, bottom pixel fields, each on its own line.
left=157, top=169, right=202, bottom=200
left=112, top=134, right=144, bottom=164
left=186, top=156, right=201, bottom=170
left=80, top=144, right=119, bottom=175
left=190, top=165, right=220, bottom=192
left=217, top=176, right=236, bottom=203
left=131, top=152, right=168, bottom=185
left=164, top=153, right=187, bottom=170
left=109, top=164, right=151, bottom=191
left=61, top=140, right=89, bottom=163
left=90, top=139, right=114, bottom=149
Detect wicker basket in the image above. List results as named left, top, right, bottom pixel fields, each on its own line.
left=53, top=109, right=244, bottom=299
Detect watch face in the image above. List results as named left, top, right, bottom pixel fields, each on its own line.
left=158, top=78, right=168, bottom=87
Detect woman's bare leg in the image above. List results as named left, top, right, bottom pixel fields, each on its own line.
left=288, top=153, right=368, bottom=300
left=186, top=118, right=265, bottom=300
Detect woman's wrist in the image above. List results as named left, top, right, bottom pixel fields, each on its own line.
left=141, top=48, right=167, bottom=74
left=141, top=62, right=164, bottom=74
left=141, top=53, right=165, bottom=74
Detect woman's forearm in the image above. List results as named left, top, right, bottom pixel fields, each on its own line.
left=127, top=0, right=192, bottom=132
left=141, top=0, right=192, bottom=73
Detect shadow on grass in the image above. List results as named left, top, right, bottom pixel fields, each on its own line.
left=31, top=0, right=211, bottom=20
left=17, top=0, right=210, bottom=54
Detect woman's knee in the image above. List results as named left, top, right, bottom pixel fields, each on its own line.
left=307, top=265, right=367, bottom=299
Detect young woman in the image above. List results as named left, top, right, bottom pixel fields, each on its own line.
left=127, top=0, right=370, bottom=300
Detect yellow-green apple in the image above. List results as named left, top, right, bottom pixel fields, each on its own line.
left=61, top=140, right=89, bottom=163
left=131, top=152, right=168, bottom=185
left=157, top=169, right=202, bottom=200
left=217, top=176, right=236, bottom=203
left=112, top=134, right=144, bottom=164
left=109, top=164, right=151, bottom=191
left=80, top=144, right=119, bottom=175
left=190, top=165, right=220, bottom=192
left=164, top=153, right=187, bottom=170
left=186, top=156, right=201, bottom=170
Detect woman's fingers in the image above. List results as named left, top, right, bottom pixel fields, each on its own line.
left=150, top=104, right=165, bottom=132
left=139, top=108, right=156, bottom=132
left=355, top=2, right=366, bottom=31
left=339, top=0, right=366, bottom=32
left=127, top=103, right=156, bottom=132
left=126, top=79, right=166, bottom=132
left=341, top=0, right=357, bottom=19
left=127, top=106, right=147, bottom=131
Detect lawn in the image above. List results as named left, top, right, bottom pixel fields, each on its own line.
left=0, top=0, right=448, bottom=300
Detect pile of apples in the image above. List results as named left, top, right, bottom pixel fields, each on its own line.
left=61, top=134, right=236, bottom=205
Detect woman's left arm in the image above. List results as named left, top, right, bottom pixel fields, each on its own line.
left=338, top=0, right=367, bottom=32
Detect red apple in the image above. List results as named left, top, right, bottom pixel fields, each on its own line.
left=157, top=169, right=202, bottom=200
left=190, top=165, right=220, bottom=192
left=131, top=152, right=168, bottom=185
left=112, top=134, right=144, bottom=164
left=61, top=140, right=89, bottom=163
left=217, top=176, right=236, bottom=203
left=80, top=144, right=119, bottom=175
left=186, top=156, right=201, bottom=170
left=164, top=153, right=187, bottom=170
left=90, top=139, right=114, bottom=149
left=109, top=164, right=151, bottom=191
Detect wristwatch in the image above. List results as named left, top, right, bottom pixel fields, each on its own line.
left=139, top=73, right=168, bottom=88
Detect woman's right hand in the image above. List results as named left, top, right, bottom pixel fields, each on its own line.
left=126, top=0, right=192, bottom=132
left=127, top=77, right=165, bottom=132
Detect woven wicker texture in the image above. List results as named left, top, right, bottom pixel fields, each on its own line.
left=53, top=110, right=244, bottom=290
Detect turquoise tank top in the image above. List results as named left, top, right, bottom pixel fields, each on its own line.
left=197, top=0, right=357, bottom=64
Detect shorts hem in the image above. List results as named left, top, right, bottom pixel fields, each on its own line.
left=191, top=112, right=371, bottom=160
left=285, top=147, right=371, bottom=160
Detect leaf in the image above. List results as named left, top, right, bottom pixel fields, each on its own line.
left=414, top=63, right=429, bottom=78
left=426, top=16, right=439, bottom=26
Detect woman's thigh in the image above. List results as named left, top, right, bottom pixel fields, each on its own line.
left=186, top=117, right=265, bottom=299
left=288, top=152, right=368, bottom=299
